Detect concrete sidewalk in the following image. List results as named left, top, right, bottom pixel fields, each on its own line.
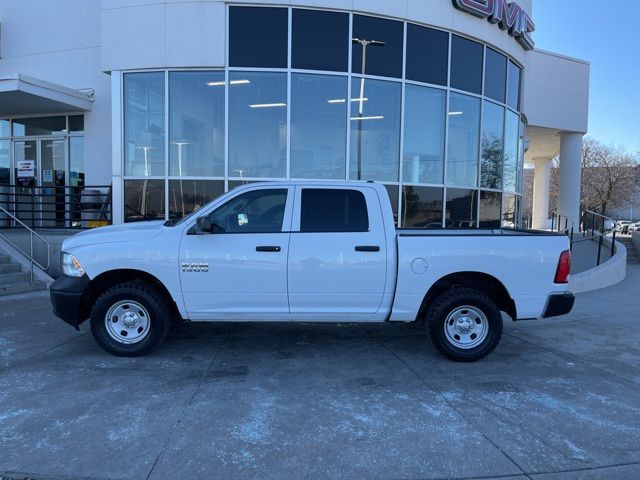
left=1, top=268, right=640, bottom=480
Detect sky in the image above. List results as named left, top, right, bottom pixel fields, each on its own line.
left=533, top=0, right=640, bottom=154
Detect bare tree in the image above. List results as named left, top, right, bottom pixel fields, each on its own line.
left=550, top=137, right=640, bottom=217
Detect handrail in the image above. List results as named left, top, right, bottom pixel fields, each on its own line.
left=579, top=209, right=616, bottom=267
left=0, top=205, right=51, bottom=282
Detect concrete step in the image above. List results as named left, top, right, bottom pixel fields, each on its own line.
left=0, top=263, right=21, bottom=274
left=0, top=255, right=10, bottom=265
left=0, top=271, right=30, bottom=285
left=0, top=280, right=47, bottom=297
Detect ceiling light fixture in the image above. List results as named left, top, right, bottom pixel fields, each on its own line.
left=350, top=115, right=384, bottom=121
left=249, top=103, right=287, bottom=109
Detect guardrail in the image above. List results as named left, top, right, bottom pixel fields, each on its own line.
left=0, top=205, right=51, bottom=282
left=0, top=185, right=112, bottom=229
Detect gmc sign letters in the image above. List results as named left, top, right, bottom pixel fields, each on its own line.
left=452, top=0, right=535, bottom=50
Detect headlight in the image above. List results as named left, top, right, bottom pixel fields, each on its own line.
left=62, top=253, right=85, bottom=277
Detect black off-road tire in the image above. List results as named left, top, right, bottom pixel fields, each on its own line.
left=90, top=281, right=172, bottom=356
left=426, top=288, right=503, bottom=362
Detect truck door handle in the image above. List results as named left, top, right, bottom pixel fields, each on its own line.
left=355, top=245, right=380, bottom=252
left=256, top=246, right=281, bottom=252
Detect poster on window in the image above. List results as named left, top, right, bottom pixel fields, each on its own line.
left=17, top=160, right=35, bottom=187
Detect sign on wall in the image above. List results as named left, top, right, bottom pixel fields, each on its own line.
left=452, top=0, right=535, bottom=51
left=17, top=160, right=35, bottom=188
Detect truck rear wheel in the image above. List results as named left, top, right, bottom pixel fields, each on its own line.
left=426, top=288, right=502, bottom=362
left=90, top=281, right=172, bottom=356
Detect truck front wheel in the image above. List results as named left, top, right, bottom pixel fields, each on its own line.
left=90, top=281, right=172, bottom=356
left=426, top=288, right=503, bottom=362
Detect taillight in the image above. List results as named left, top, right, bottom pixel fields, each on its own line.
left=554, top=250, right=571, bottom=284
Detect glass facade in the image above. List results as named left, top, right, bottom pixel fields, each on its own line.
left=121, top=6, right=525, bottom=227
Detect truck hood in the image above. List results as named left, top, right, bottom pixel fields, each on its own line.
left=62, top=221, right=166, bottom=251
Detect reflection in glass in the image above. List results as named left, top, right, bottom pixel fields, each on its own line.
left=13, top=116, right=66, bottom=137
left=447, top=93, right=480, bottom=188
left=446, top=188, right=477, bottom=228
left=0, top=120, right=9, bottom=137
left=403, top=85, right=446, bottom=184
left=124, top=73, right=165, bottom=177
left=69, top=137, right=85, bottom=187
left=68, top=115, right=84, bottom=132
left=290, top=74, right=347, bottom=179
left=168, top=180, right=225, bottom=220
left=402, top=186, right=443, bottom=228
left=352, top=15, right=403, bottom=79
left=480, top=102, right=505, bottom=190
left=484, top=48, right=507, bottom=103
left=503, top=111, right=519, bottom=192
left=502, top=193, right=517, bottom=228
left=0, top=140, right=8, bottom=227
left=229, top=7, right=288, bottom=68
left=169, top=71, right=225, bottom=177
left=210, top=189, right=287, bottom=233
left=349, top=78, right=401, bottom=181
left=518, top=119, right=526, bottom=194
left=406, top=24, right=449, bottom=86
left=292, top=9, right=349, bottom=72
left=124, top=180, right=165, bottom=222
left=450, top=35, right=483, bottom=94
left=480, top=191, right=502, bottom=228
left=507, top=61, right=522, bottom=110
left=228, top=72, right=287, bottom=178
left=384, top=184, right=399, bottom=226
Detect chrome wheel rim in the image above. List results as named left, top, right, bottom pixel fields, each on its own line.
left=444, top=305, right=488, bottom=350
left=104, top=300, right=150, bottom=344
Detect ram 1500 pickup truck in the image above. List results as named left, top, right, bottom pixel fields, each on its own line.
left=50, top=182, right=574, bottom=362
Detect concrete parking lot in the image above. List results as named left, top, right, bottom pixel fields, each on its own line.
left=1, top=267, right=640, bottom=480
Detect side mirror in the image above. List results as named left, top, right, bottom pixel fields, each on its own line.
left=196, top=215, right=212, bottom=234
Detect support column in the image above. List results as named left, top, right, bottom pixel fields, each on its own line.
left=532, top=158, right=552, bottom=229
left=558, top=132, right=584, bottom=228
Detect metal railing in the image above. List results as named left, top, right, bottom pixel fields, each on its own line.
left=550, top=211, right=575, bottom=246
left=0, top=205, right=51, bottom=282
left=555, top=210, right=616, bottom=267
left=0, top=185, right=112, bottom=229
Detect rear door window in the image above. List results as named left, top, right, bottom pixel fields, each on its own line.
left=300, top=189, right=369, bottom=232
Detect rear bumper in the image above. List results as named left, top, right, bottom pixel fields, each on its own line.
left=542, top=292, right=575, bottom=319
left=50, top=274, right=90, bottom=328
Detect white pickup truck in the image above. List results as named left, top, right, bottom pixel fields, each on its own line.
left=50, top=181, right=574, bottom=362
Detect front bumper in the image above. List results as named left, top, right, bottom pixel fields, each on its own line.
left=542, top=292, right=575, bottom=319
left=50, top=274, right=90, bottom=328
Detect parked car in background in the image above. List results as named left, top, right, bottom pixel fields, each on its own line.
left=50, top=181, right=574, bottom=362
left=616, top=221, right=631, bottom=233
left=627, top=222, right=640, bottom=234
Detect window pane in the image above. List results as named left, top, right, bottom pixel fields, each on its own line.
left=502, top=193, right=516, bottom=228
left=446, top=188, right=477, bottom=228
left=69, top=137, right=85, bottom=187
left=484, top=48, right=507, bottom=103
left=517, top=119, right=526, bottom=194
left=301, top=189, right=368, bottom=232
left=124, top=73, right=165, bottom=176
left=0, top=140, right=9, bottom=185
left=352, top=15, right=403, bottom=78
left=403, top=85, right=446, bottom=184
left=450, top=35, right=483, bottom=94
left=0, top=120, right=10, bottom=137
left=229, top=72, right=287, bottom=178
left=68, top=115, right=84, bottom=132
left=168, top=180, right=224, bottom=220
left=480, top=101, right=505, bottom=189
left=229, top=7, right=288, bottom=68
left=406, top=24, right=448, bottom=86
left=349, top=78, right=401, bottom=181
left=211, top=188, right=287, bottom=233
left=13, top=116, right=66, bottom=136
left=290, top=74, right=347, bottom=179
left=169, top=71, right=225, bottom=177
left=447, top=93, right=480, bottom=187
left=384, top=184, right=399, bottom=226
left=402, top=185, right=443, bottom=228
left=507, top=61, right=522, bottom=110
left=503, top=111, right=519, bottom=192
left=124, top=180, right=165, bottom=222
left=292, top=9, right=349, bottom=72
left=480, top=191, right=501, bottom=228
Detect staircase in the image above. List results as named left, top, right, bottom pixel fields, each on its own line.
left=0, top=252, right=47, bottom=296
left=618, top=236, right=639, bottom=263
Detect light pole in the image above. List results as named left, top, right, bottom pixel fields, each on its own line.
left=352, top=38, right=385, bottom=180
left=171, top=141, right=190, bottom=217
left=135, top=146, right=153, bottom=217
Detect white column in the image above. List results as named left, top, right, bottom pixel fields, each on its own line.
left=532, top=158, right=551, bottom=229
left=111, top=71, right=123, bottom=225
left=558, top=132, right=584, bottom=228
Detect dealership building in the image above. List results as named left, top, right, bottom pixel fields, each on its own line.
left=0, top=0, right=589, bottom=230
